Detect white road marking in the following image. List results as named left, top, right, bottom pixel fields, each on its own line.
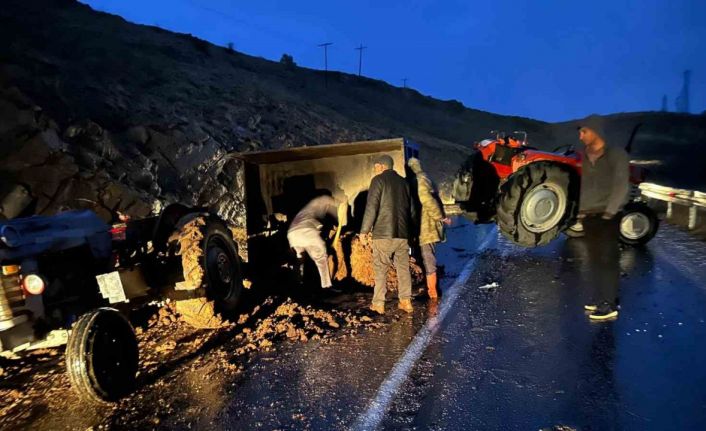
left=352, top=230, right=497, bottom=431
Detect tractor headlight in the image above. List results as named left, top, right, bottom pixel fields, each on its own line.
left=22, top=274, right=46, bottom=296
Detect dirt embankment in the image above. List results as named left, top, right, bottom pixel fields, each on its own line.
left=0, top=82, right=248, bottom=226
left=0, top=0, right=541, bottom=220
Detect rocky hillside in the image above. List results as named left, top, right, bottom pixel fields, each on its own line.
left=1, top=0, right=705, bottom=223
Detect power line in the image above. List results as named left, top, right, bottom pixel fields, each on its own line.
left=355, top=43, right=367, bottom=77
left=402, top=78, right=408, bottom=88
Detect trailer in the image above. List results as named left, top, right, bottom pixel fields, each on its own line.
left=233, top=138, right=419, bottom=281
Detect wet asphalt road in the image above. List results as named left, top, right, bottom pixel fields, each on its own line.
left=6, top=218, right=706, bottom=430
left=380, top=224, right=706, bottom=430
left=145, top=218, right=706, bottom=430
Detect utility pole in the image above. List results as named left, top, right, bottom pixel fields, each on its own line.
left=402, top=78, right=408, bottom=89
left=317, top=42, right=333, bottom=87
left=675, top=69, right=691, bottom=113
left=355, top=44, right=367, bottom=76
left=317, top=42, right=333, bottom=72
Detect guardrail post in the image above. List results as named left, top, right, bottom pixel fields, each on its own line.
left=667, top=201, right=673, bottom=219
left=688, top=206, right=697, bottom=230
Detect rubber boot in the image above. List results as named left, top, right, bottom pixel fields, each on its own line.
left=398, top=299, right=414, bottom=313
left=426, top=272, right=438, bottom=300
left=370, top=303, right=385, bottom=315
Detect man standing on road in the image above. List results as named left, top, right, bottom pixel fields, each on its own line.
left=576, top=116, right=630, bottom=321
left=407, top=158, right=451, bottom=300
left=287, top=194, right=347, bottom=289
left=360, top=155, right=415, bottom=315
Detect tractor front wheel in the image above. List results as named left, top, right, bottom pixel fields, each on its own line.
left=66, top=308, right=138, bottom=404
left=497, top=162, right=576, bottom=247
left=619, top=201, right=659, bottom=246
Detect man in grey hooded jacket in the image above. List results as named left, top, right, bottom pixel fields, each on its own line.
left=576, top=115, right=629, bottom=321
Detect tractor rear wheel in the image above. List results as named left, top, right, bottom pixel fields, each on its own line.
left=175, top=217, right=243, bottom=329
left=497, top=162, right=577, bottom=247
left=619, top=201, right=659, bottom=246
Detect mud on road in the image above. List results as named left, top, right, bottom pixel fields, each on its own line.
left=0, top=287, right=388, bottom=430
left=0, top=221, right=429, bottom=430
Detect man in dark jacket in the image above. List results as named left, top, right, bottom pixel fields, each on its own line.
left=360, top=155, right=414, bottom=314
left=576, top=115, right=630, bottom=321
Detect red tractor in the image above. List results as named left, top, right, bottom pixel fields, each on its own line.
left=452, top=128, right=659, bottom=247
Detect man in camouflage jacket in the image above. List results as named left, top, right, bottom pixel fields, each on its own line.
left=407, top=158, right=450, bottom=299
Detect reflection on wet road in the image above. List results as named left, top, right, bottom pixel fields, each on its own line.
left=381, top=223, right=706, bottom=431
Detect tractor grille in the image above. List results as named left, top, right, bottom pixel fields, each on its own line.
left=0, top=272, right=24, bottom=324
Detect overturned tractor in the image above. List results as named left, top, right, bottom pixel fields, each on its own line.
left=452, top=128, right=658, bottom=247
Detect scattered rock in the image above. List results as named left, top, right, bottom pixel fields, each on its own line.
left=156, top=340, right=177, bottom=353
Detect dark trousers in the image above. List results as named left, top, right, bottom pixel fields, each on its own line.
left=581, top=216, right=620, bottom=307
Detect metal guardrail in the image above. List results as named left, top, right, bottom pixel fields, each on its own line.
left=640, top=182, right=706, bottom=230
left=444, top=183, right=706, bottom=231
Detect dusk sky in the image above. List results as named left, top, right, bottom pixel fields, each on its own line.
left=82, top=0, right=705, bottom=122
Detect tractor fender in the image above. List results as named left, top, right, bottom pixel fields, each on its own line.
left=150, top=204, right=208, bottom=251
left=502, top=159, right=581, bottom=199
left=166, top=211, right=235, bottom=240
left=511, top=151, right=582, bottom=175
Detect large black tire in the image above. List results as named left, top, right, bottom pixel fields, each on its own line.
left=66, top=308, right=138, bottom=404
left=497, top=162, right=577, bottom=247
left=175, top=217, right=243, bottom=329
left=619, top=201, right=659, bottom=246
